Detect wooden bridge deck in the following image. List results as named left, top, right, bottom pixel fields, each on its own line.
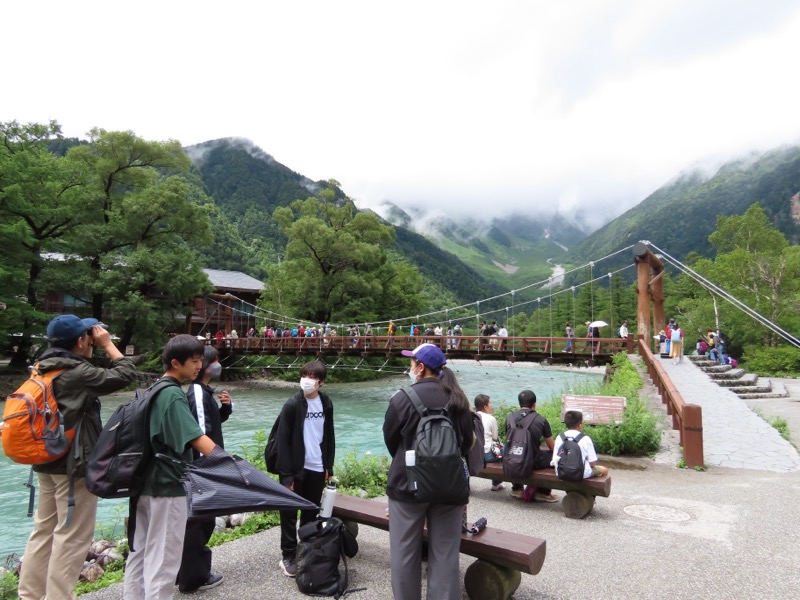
left=207, top=335, right=632, bottom=365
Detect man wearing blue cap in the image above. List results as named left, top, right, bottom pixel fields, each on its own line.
left=17, top=315, right=137, bottom=600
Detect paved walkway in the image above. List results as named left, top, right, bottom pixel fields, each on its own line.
left=655, top=356, right=800, bottom=472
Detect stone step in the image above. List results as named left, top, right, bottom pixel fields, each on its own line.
left=708, top=368, right=746, bottom=380
left=702, top=364, right=733, bottom=373
left=737, top=391, right=789, bottom=399
left=715, top=374, right=761, bottom=388
left=728, top=382, right=773, bottom=394
left=690, top=357, right=717, bottom=367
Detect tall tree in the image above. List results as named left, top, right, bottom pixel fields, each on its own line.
left=263, top=183, right=425, bottom=324
left=675, top=204, right=800, bottom=357
left=56, top=129, right=214, bottom=348
left=0, top=120, right=85, bottom=366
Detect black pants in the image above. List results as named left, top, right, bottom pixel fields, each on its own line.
left=279, top=469, right=326, bottom=559
left=177, top=516, right=216, bottom=592
left=510, top=450, right=553, bottom=495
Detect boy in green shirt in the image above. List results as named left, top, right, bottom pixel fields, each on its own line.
left=123, top=335, right=217, bottom=600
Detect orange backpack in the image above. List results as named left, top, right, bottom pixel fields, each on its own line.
left=2, top=364, right=74, bottom=464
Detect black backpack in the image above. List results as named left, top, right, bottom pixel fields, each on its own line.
left=466, top=412, right=485, bottom=476
left=85, top=379, right=178, bottom=499
left=264, top=413, right=281, bottom=474
left=503, top=411, right=539, bottom=479
left=405, top=386, right=469, bottom=506
left=296, top=516, right=358, bottom=598
left=555, top=432, right=585, bottom=482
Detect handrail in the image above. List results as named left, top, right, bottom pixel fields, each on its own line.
left=637, top=337, right=704, bottom=468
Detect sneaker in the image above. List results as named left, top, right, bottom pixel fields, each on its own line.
left=491, top=483, right=506, bottom=491
left=510, top=488, right=523, bottom=498
left=534, top=493, right=560, bottom=503
left=198, top=573, right=224, bottom=591
left=279, top=557, right=297, bottom=577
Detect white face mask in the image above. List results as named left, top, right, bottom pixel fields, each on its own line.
left=407, top=363, right=420, bottom=383
left=300, top=377, right=319, bottom=394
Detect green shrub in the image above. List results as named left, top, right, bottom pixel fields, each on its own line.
left=0, top=569, right=18, bottom=600
left=495, top=353, right=659, bottom=456
left=743, top=345, right=800, bottom=376
left=238, top=429, right=268, bottom=472
left=334, top=450, right=390, bottom=497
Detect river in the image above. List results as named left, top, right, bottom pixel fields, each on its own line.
left=0, top=362, right=601, bottom=557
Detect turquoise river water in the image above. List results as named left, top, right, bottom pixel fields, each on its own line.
left=0, top=362, right=601, bottom=557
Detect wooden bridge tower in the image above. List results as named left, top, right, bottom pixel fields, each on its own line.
left=633, top=242, right=665, bottom=347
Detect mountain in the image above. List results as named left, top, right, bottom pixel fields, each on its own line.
left=568, top=145, right=800, bottom=273
left=186, top=138, right=504, bottom=304
left=372, top=201, right=587, bottom=288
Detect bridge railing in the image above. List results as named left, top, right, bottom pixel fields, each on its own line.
left=209, top=334, right=634, bottom=357
left=637, top=337, right=704, bottom=468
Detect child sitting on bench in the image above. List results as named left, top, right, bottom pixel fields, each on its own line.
left=553, top=410, right=608, bottom=479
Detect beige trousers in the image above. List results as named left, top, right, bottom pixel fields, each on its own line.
left=17, top=473, right=98, bottom=600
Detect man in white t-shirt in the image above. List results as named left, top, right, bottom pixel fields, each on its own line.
left=275, top=361, right=335, bottom=578
left=552, top=410, right=608, bottom=479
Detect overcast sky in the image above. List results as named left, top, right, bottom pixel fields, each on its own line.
left=6, top=1, right=800, bottom=230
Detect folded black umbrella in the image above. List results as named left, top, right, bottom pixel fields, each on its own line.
left=157, top=447, right=318, bottom=518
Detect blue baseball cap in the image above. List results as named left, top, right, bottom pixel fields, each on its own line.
left=46, top=314, right=106, bottom=342
left=401, top=343, right=447, bottom=370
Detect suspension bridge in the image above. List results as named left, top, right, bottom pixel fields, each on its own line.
left=206, top=332, right=634, bottom=367
left=195, top=241, right=798, bottom=369
left=192, top=241, right=800, bottom=470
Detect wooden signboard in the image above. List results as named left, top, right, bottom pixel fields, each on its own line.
left=561, top=394, right=627, bottom=425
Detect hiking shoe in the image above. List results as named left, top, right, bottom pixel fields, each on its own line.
left=199, top=573, right=224, bottom=591
left=280, top=557, right=297, bottom=577
left=491, top=483, right=506, bottom=491
left=534, top=493, right=560, bottom=503
left=510, top=488, right=523, bottom=498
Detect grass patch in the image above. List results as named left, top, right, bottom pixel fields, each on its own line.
left=208, top=511, right=280, bottom=547
left=334, top=450, right=390, bottom=498
left=769, top=417, right=790, bottom=441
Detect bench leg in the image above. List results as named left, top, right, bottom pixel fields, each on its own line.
left=464, top=559, right=521, bottom=600
left=561, top=491, right=595, bottom=519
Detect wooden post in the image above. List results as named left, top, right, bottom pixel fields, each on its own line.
left=682, top=404, right=704, bottom=468
left=635, top=254, right=651, bottom=344
left=633, top=242, right=665, bottom=352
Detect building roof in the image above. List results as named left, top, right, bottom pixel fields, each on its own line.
left=203, top=268, right=265, bottom=292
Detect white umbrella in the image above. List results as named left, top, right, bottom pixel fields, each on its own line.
left=588, top=321, right=608, bottom=328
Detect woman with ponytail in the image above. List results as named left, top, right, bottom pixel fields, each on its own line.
left=383, top=343, right=473, bottom=600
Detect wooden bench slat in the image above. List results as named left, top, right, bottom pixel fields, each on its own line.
left=476, top=463, right=611, bottom=497
left=332, top=494, right=546, bottom=575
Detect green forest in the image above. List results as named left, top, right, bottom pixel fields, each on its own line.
left=1, top=121, right=799, bottom=374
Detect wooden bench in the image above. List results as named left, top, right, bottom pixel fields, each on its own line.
left=476, top=462, right=611, bottom=519
left=332, top=493, right=546, bottom=600
left=561, top=394, right=627, bottom=424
